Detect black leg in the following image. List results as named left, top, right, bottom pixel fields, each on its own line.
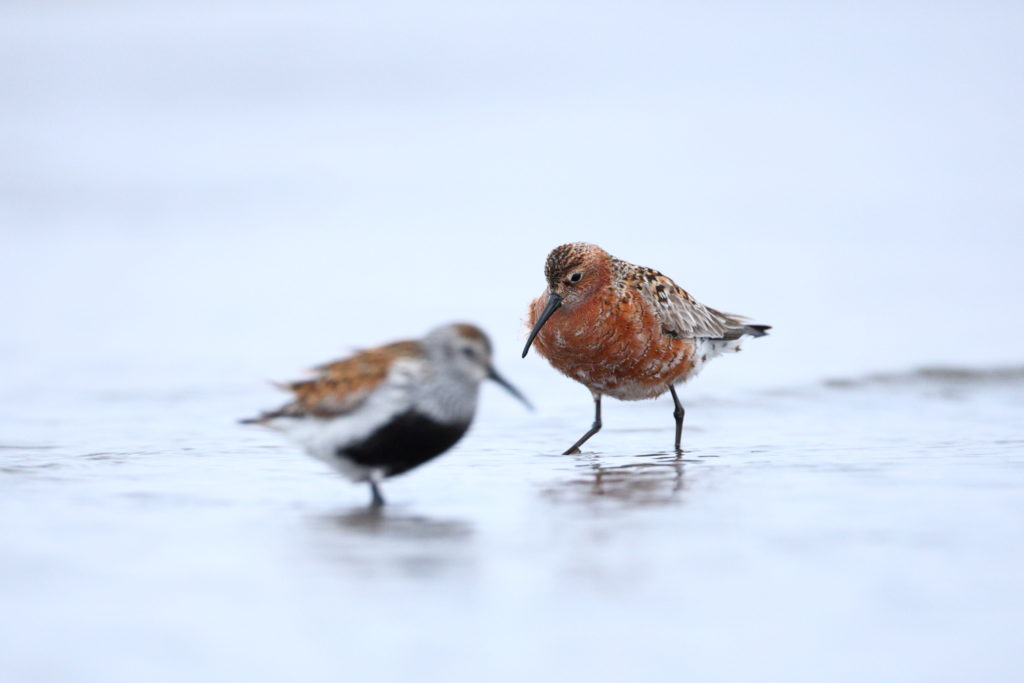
left=668, top=385, right=685, bottom=450
left=369, top=481, right=385, bottom=507
left=564, top=394, right=602, bottom=455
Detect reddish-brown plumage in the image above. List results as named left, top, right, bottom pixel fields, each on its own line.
left=523, top=242, right=770, bottom=452
left=527, top=274, right=697, bottom=401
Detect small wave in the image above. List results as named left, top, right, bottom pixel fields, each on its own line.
left=824, top=365, right=1024, bottom=389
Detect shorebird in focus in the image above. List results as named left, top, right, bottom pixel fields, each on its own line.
left=242, top=323, right=530, bottom=506
left=523, top=243, right=769, bottom=454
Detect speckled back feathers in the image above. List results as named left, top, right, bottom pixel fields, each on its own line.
left=613, top=257, right=762, bottom=340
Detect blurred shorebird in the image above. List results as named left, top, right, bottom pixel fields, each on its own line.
left=523, top=243, right=769, bottom=454
left=242, top=323, right=529, bottom=506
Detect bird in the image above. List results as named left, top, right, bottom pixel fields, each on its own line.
left=242, top=323, right=530, bottom=507
left=522, top=242, right=769, bottom=454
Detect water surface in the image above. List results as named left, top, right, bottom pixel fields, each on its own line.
left=3, top=367, right=1022, bottom=682
left=3, top=2, right=1023, bottom=680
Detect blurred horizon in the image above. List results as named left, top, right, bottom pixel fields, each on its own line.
left=2, top=0, right=1023, bottom=396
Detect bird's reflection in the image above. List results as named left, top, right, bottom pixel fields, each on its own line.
left=324, top=507, right=473, bottom=539
left=309, top=507, right=475, bottom=578
left=544, top=450, right=690, bottom=506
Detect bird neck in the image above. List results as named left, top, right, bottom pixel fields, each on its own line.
left=414, top=370, right=479, bottom=425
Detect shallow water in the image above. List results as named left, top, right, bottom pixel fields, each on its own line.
left=3, top=367, right=1023, bottom=682
left=4, top=2, right=1024, bottom=680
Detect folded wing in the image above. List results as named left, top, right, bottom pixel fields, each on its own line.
left=638, top=269, right=770, bottom=341
left=241, top=340, right=422, bottom=423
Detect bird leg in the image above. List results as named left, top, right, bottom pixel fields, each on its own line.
left=668, top=385, right=685, bottom=451
left=369, top=481, right=386, bottom=507
left=564, top=394, right=602, bottom=455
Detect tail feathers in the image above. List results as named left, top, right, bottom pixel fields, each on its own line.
left=720, top=324, right=771, bottom=341
left=239, top=408, right=292, bottom=426
left=241, top=379, right=312, bottom=425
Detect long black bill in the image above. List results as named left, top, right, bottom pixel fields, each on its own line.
left=522, top=292, right=563, bottom=358
left=487, top=367, right=533, bottom=411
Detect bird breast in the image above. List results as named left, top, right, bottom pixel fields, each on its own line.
left=528, top=287, right=697, bottom=401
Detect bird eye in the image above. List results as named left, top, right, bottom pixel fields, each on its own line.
left=569, top=272, right=582, bottom=283
left=461, top=346, right=477, bottom=359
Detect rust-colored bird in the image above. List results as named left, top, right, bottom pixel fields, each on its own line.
left=523, top=242, right=769, bottom=453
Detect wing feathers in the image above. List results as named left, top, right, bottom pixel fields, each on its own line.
left=241, top=340, right=422, bottom=423
left=637, top=269, right=769, bottom=340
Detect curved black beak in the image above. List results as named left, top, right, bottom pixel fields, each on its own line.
left=522, top=292, right=563, bottom=358
left=487, top=367, right=533, bottom=411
